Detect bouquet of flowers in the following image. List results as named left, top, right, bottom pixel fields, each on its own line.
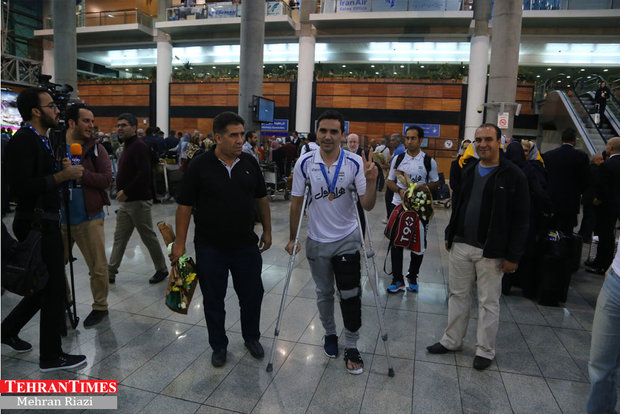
left=157, top=221, right=199, bottom=314
left=395, top=171, right=434, bottom=221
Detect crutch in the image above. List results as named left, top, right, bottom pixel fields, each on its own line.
left=266, top=179, right=311, bottom=372
left=350, top=184, right=395, bottom=377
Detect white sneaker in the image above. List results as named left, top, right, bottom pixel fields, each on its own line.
left=381, top=218, right=388, bottom=224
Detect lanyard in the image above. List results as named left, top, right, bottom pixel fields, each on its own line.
left=319, top=148, right=344, bottom=200
left=24, top=123, right=54, bottom=159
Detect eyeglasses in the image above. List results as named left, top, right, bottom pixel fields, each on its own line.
left=39, top=103, right=58, bottom=110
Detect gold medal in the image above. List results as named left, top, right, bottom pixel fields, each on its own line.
left=328, top=193, right=335, bottom=201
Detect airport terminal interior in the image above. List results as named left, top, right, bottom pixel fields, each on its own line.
left=1, top=0, right=620, bottom=413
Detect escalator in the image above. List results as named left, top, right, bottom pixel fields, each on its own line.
left=536, top=74, right=620, bottom=155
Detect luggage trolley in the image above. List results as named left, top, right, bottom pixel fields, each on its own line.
left=261, top=162, right=291, bottom=201
left=432, top=172, right=451, bottom=209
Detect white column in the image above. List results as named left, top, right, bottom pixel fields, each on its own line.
left=156, top=32, right=172, bottom=135
left=463, top=34, right=489, bottom=142
left=41, top=39, right=55, bottom=81
left=295, top=28, right=315, bottom=134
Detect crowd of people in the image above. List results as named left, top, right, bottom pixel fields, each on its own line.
left=1, top=87, right=619, bottom=413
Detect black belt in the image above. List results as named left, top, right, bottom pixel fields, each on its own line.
left=14, top=210, right=61, bottom=222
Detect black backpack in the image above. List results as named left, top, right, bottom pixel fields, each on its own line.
left=393, top=152, right=433, bottom=182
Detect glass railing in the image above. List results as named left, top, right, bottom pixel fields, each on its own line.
left=523, top=0, right=620, bottom=10
left=320, top=0, right=468, bottom=13
left=166, top=1, right=291, bottom=21
left=45, top=9, right=154, bottom=29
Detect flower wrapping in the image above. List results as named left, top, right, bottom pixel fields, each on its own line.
left=157, top=221, right=199, bottom=315
left=400, top=182, right=434, bottom=221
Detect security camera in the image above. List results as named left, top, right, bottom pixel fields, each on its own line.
left=476, top=105, right=484, bottom=113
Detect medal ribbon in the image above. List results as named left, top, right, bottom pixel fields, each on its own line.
left=319, top=148, right=344, bottom=198
left=24, top=123, right=54, bottom=159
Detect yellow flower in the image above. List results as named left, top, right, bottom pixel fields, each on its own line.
left=172, top=286, right=180, bottom=292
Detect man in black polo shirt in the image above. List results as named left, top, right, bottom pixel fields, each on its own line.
left=171, top=112, right=272, bottom=368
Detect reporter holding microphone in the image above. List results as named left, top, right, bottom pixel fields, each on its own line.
left=61, top=103, right=113, bottom=327
left=2, top=88, right=87, bottom=371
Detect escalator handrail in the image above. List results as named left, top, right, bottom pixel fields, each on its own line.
left=554, top=90, right=597, bottom=154
left=571, top=89, right=608, bottom=144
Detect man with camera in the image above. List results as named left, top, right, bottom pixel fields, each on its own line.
left=2, top=87, right=87, bottom=371
left=61, top=104, right=113, bottom=327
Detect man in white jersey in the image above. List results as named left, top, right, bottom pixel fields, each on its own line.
left=386, top=125, right=439, bottom=293
left=286, top=110, right=378, bottom=375
left=587, top=243, right=620, bottom=413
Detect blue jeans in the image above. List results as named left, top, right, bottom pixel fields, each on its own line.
left=587, top=268, right=620, bottom=414
left=195, top=243, right=264, bottom=351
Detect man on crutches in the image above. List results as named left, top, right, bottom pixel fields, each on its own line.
left=286, top=110, right=378, bottom=375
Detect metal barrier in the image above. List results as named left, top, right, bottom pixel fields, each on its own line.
left=45, top=9, right=153, bottom=29
left=166, top=1, right=292, bottom=21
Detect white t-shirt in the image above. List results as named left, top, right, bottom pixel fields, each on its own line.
left=299, top=141, right=320, bottom=156
left=292, top=148, right=367, bottom=243
left=388, top=151, right=439, bottom=206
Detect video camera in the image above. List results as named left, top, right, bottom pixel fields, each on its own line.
left=38, top=74, right=74, bottom=122
left=37, top=74, right=75, bottom=160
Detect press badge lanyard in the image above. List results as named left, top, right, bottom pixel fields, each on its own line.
left=24, top=123, right=54, bottom=159
left=319, top=148, right=344, bottom=201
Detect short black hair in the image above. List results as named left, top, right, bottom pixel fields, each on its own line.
left=307, top=132, right=316, bottom=142
left=66, top=103, right=92, bottom=125
left=169, top=129, right=176, bottom=136
left=145, top=126, right=154, bottom=136
left=213, top=112, right=244, bottom=135
left=117, top=112, right=137, bottom=126
left=405, top=125, right=424, bottom=139
left=245, top=130, right=256, bottom=141
left=177, top=131, right=183, bottom=137
left=316, top=110, right=345, bottom=134
left=561, top=127, right=577, bottom=143
left=478, top=123, right=502, bottom=141
left=16, top=87, right=50, bottom=122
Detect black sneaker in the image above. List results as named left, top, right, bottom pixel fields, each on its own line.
left=426, top=342, right=451, bottom=354
left=473, top=355, right=493, bottom=371
left=211, top=349, right=227, bottom=367
left=323, top=334, right=338, bottom=358
left=40, top=353, right=87, bottom=372
left=2, top=336, right=32, bottom=353
left=244, top=340, right=265, bottom=359
left=149, top=270, right=168, bottom=284
left=83, top=310, right=109, bottom=328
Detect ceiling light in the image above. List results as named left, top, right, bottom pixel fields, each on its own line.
left=370, top=65, right=375, bottom=68
left=603, top=68, right=609, bottom=72
left=279, top=65, right=283, bottom=68
left=393, top=72, right=397, bottom=75
left=566, top=75, right=570, bottom=78
left=212, top=66, right=216, bottom=69
left=236, top=65, right=240, bottom=68
left=536, top=75, right=540, bottom=78
left=580, top=68, right=585, bottom=71
left=420, top=65, right=424, bottom=68
left=342, top=65, right=346, bottom=67
left=557, top=80, right=561, bottom=83
left=125, top=68, right=129, bottom=71
left=547, top=68, right=552, bottom=71
left=375, top=72, right=379, bottom=75
left=138, top=68, right=142, bottom=71
left=349, top=71, right=352, bottom=74
left=400, top=65, right=404, bottom=68
left=107, top=14, right=114, bottom=18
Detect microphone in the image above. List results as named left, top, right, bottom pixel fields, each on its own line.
left=69, top=143, right=82, bottom=188
left=70, top=143, right=82, bottom=165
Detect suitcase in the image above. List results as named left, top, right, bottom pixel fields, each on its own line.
left=537, top=231, right=572, bottom=306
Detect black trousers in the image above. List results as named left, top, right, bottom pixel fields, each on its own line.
left=390, top=246, right=423, bottom=284
left=2, top=218, right=66, bottom=362
left=385, top=189, right=394, bottom=219
left=195, top=243, right=264, bottom=351
left=593, top=209, right=618, bottom=270
left=553, top=211, right=577, bottom=236
left=578, top=203, right=597, bottom=243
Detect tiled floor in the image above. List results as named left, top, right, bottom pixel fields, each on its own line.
left=1, top=193, right=617, bottom=413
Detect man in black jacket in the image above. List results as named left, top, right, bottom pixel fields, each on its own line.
left=107, top=113, right=168, bottom=284
left=1, top=88, right=87, bottom=371
left=543, top=128, right=590, bottom=235
left=427, top=123, right=529, bottom=371
left=586, top=137, right=620, bottom=274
